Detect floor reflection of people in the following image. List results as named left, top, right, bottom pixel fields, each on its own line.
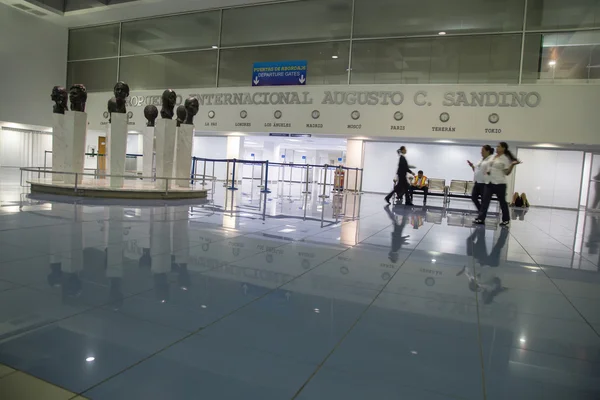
left=592, top=171, right=600, bottom=209
left=385, top=205, right=410, bottom=263
left=459, top=227, right=509, bottom=304
left=585, top=216, right=599, bottom=257
left=511, top=207, right=529, bottom=221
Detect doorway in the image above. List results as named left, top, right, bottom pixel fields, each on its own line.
left=98, top=136, right=106, bottom=172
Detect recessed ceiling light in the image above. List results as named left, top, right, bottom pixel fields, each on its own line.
left=410, top=350, right=418, bottom=355
left=212, top=45, right=218, bottom=49
left=314, top=308, right=320, bottom=313
left=438, top=31, right=446, bottom=35
left=431, top=259, right=436, bottom=263
left=86, top=357, right=95, bottom=362
left=332, top=55, right=339, bottom=59
left=548, top=60, right=556, bottom=66
left=519, top=337, right=526, bottom=343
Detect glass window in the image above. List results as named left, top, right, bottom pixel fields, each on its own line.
left=68, top=24, right=119, bottom=60
left=350, top=35, right=521, bottom=84
left=221, top=0, right=352, bottom=47
left=120, top=11, right=220, bottom=56
left=218, top=42, right=349, bottom=87
left=118, top=51, right=218, bottom=90
left=67, top=59, right=118, bottom=92
left=522, top=31, right=600, bottom=82
left=353, top=0, right=525, bottom=38
left=526, top=0, right=600, bottom=30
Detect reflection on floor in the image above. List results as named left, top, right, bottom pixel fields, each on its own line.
left=0, top=167, right=599, bottom=399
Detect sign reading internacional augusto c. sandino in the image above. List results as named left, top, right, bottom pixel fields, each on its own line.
left=125, top=90, right=542, bottom=108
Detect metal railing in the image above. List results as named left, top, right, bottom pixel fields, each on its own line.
left=191, top=157, right=364, bottom=198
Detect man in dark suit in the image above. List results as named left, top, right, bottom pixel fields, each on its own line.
left=385, top=146, right=415, bottom=205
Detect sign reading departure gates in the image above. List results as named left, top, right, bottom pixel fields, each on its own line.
left=252, top=60, right=307, bottom=86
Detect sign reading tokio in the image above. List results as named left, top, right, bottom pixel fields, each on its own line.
left=126, top=90, right=541, bottom=108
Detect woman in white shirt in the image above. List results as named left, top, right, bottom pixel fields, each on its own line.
left=474, top=142, right=520, bottom=227
left=467, top=144, right=494, bottom=211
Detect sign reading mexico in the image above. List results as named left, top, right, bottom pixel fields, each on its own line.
left=252, top=60, right=307, bottom=86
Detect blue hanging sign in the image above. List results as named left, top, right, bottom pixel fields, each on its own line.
left=302, top=156, right=307, bottom=160
left=252, top=60, right=307, bottom=86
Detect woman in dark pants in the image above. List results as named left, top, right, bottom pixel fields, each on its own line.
left=467, top=145, right=494, bottom=211
left=474, top=142, right=521, bottom=227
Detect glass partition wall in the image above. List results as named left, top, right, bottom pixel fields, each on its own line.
left=66, top=0, right=600, bottom=91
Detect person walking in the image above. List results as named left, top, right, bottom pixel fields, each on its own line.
left=467, top=145, right=494, bottom=211
left=385, top=146, right=415, bottom=205
left=474, top=142, right=520, bottom=227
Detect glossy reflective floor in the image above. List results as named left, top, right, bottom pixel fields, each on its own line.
left=0, top=167, right=599, bottom=399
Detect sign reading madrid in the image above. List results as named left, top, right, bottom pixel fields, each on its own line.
left=252, top=60, right=307, bottom=86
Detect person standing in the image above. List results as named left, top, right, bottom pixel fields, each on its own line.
left=467, top=145, right=494, bottom=211
left=474, top=142, right=520, bottom=227
left=385, top=146, right=415, bottom=205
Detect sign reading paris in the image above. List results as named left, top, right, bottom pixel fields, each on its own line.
left=252, top=60, right=307, bottom=86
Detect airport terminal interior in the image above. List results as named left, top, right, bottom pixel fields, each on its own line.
left=1, top=0, right=600, bottom=399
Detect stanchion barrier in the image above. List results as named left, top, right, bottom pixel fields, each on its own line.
left=261, top=160, right=271, bottom=193
left=302, top=165, right=311, bottom=194
left=319, top=164, right=329, bottom=199
left=190, top=157, right=197, bottom=185
left=353, top=167, right=359, bottom=193
left=202, top=159, right=208, bottom=186
left=228, top=159, right=238, bottom=191
left=258, top=163, right=264, bottom=189
left=224, top=160, right=230, bottom=188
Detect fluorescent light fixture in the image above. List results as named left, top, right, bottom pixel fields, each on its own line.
left=548, top=60, right=556, bottom=66
left=86, top=357, right=95, bottom=362
left=332, top=55, right=339, bottom=59
left=436, top=140, right=455, bottom=143
left=519, top=337, right=526, bottom=343
left=431, top=259, right=437, bottom=263
left=532, top=143, right=559, bottom=148
left=438, top=31, right=446, bottom=35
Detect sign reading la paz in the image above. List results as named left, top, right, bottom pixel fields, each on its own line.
left=252, top=60, right=307, bottom=86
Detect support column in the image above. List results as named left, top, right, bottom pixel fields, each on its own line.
left=345, top=139, right=364, bottom=192
left=142, top=126, right=155, bottom=179
left=51, top=113, right=66, bottom=182
left=155, top=119, right=177, bottom=186
left=63, top=111, right=87, bottom=185
left=175, top=124, right=194, bottom=188
left=107, top=113, right=128, bottom=188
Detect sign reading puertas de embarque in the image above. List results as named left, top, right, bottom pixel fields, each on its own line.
left=252, top=60, right=307, bottom=86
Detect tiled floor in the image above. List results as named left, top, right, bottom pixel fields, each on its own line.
left=0, top=167, right=599, bottom=399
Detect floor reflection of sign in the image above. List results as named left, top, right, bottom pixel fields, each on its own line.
left=252, top=60, right=307, bottom=86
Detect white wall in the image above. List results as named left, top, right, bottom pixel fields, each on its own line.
left=363, top=142, right=483, bottom=193
left=0, top=129, right=52, bottom=168
left=86, top=84, right=600, bottom=146
left=514, top=148, right=584, bottom=209
left=0, top=3, right=68, bottom=127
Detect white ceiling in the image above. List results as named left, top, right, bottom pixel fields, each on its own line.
left=2, top=0, right=280, bottom=27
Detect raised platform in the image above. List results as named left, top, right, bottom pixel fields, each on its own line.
left=27, top=179, right=208, bottom=200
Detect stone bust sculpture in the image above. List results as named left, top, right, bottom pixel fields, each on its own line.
left=107, top=81, right=130, bottom=122
left=176, top=105, right=186, bottom=127
left=160, top=89, right=177, bottom=119
left=184, top=97, right=199, bottom=125
left=69, top=84, right=87, bottom=112
left=51, top=86, right=68, bottom=114
left=144, top=105, right=158, bottom=127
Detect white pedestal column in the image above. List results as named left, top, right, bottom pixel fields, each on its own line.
left=175, top=124, right=194, bottom=188
left=51, top=113, right=66, bottom=182
left=64, top=111, right=87, bottom=185
left=142, top=126, right=155, bottom=180
left=155, top=119, right=177, bottom=188
left=107, top=113, right=128, bottom=188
